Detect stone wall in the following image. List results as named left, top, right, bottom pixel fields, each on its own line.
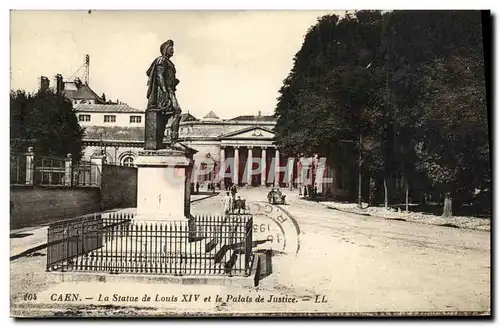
left=10, top=185, right=102, bottom=229
left=100, top=163, right=137, bottom=210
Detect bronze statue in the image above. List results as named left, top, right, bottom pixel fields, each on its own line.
left=144, top=40, right=182, bottom=150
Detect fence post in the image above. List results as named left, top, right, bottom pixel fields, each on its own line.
left=65, top=153, right=72, bottom=186
left=25, top=146, right=34, bottom=186
left=90, top=151, right=105, bottom=187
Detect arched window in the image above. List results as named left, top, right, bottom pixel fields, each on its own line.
left=122, top=156, right=134, bottom=167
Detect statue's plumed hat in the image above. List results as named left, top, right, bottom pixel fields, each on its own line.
left=160, top=40, right=174, bottom=54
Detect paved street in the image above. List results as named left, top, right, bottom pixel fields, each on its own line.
left=194, top=188, right=490, bottom=312
left=10, top=188, right=490, bottom=316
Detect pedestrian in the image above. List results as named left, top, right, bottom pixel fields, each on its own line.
left=236, top=195, right=243, bottom=214
left=231, top=184, right=237, bottom=198
left=223, top=192, right=233, bottom=215
left=196, top=182, right=200, bottom=194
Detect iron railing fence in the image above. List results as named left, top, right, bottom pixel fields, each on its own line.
left=10, top=152, right=100, bottom=187
left=72, top=160, right=100, bottom=187
left=46, top=213, right=253, bottom=277
left=34, top=155, right=66, bottom=186
left=46, top=213, right=133, bottom=271
left=10, top=152, right=27, bottom=185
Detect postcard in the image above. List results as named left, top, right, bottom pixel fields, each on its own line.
left=9, top=9, right=491, bottom=318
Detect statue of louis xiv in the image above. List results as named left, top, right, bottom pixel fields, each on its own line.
left=144, top=40, right=182, bottom=150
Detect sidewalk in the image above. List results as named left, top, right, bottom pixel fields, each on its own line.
left=299, top=197, right=490, bottom=232
left=10, top=226, right=49, bottom=260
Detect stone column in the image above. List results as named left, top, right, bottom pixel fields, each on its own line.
left=261, top=147, right=267, bottom=186
left=219, top=146, right=225, bottom=188
left=233, top=146, right=239, bottom=186
left=64, top=153, right=72, bottom=186
left=25, top=147, right=34, bottom=186
left=90, top=152, right=105, bottom=187
left=247, top=146, right=253, bottom=186
left=274, top=148, right=280, bottom=187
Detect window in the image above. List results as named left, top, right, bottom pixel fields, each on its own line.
left=78, top=114, right=91, bottom=122
left=122, top=156, right=134, bottom=167
left=104, top=115, right=116, bottom=123
left=130, top=115, right=142, bottom=123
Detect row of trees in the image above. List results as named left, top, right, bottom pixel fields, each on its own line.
left=274, top=10, right=490, bottom=217
left=10, top=89, right=85, bottom=162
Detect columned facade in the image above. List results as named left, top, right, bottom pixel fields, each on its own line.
left=218, top=144, right=280, bottom=187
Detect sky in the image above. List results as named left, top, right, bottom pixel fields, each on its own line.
left=10, top=10, right=344, bottom=119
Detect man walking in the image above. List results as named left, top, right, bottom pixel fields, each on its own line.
left=223, top=192, right=233, bottom=215
left=230, top=184, right=237, bottom=199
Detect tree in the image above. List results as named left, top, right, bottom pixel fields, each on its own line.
left=415, top=55, right=488, bottom=217
left=274, top=11, right=387, bottom=201
left=10, top=88, right=85, bottom=162
left=274, top=10, right=490, bottom=217
left=384, top=11, right=488, bottom=216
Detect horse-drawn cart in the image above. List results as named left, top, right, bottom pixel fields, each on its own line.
left=232, top=198, right=247, bottom=214
left=267, top=188, right=286, bottom=205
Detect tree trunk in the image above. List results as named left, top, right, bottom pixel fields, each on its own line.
left=405, top=181, right=409, bottom=213
left=357, top=133, right=363, bottom=209
left=442, top=192, right=453, bottom=218
left=369, top=176, right=376, bottom=206
left=384, top=177, right=388, bottom=209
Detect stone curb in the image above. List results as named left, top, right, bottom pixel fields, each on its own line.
left=310, top=200, right=489, bottom=232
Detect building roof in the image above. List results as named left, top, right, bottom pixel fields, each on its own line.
left=75, top=104, right=144, bottom=113
left=83, top=126, right=144, bottom=142
left=218, top=126, right=275, bottom=140
left=229, top=115, right=277, bottom=122
left=203, top=111, right=220, bottom=120
left=180, top=112, right=198, bottom=122
left=63, top=83, right=104, bottom=102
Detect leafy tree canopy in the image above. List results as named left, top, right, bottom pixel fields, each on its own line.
left=10, top=88, right=85, bottom=162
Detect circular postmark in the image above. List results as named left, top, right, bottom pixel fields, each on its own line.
left=247, top=201, right=300, bottom=255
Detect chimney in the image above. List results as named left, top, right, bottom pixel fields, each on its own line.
left=74, top=77, right=82, bottom=88
left=39, top=75, right=50, bottom=92
left=54, top=74, right=64, bottom=94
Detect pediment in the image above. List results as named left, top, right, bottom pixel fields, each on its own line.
left=219, top=126, right=274, bottom=140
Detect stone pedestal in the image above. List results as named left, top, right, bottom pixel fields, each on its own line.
left=134, top=145, right=196, bottom=222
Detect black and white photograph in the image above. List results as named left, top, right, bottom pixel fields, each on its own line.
left=8, top=9, right=492, bottom=317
